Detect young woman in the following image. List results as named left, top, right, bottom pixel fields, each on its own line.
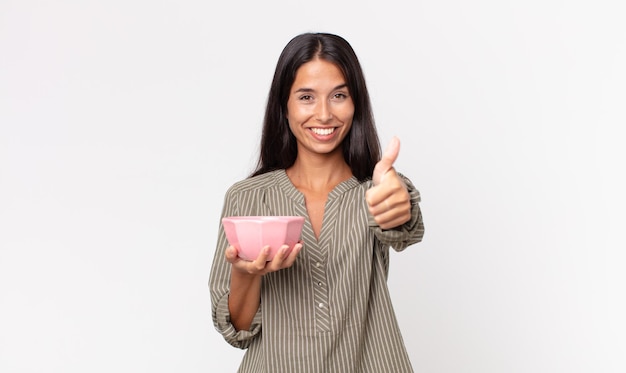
left=209, top=32, right=425, bottom=373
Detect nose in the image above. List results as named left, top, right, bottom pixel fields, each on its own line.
left=315, top=101, right=333, bottom=123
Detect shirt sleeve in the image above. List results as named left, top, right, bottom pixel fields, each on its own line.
left=367, top=173, right=425, bottom=252
left=209, top=186, right=263, bottom=349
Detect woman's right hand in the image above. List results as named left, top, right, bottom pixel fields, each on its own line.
left=225, top=241, right=304, bottom=276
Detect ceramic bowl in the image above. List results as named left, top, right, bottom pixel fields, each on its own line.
left=222, top=216, right=305, bottom=261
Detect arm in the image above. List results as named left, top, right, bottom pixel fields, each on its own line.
left=209, top=186, right=262, bottom=349
left=227, top=265, right=262, bottom=332
left=209, top=186, right=303, bottom=348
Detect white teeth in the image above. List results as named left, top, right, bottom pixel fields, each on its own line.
left=311, top=127, right=335, bottom=136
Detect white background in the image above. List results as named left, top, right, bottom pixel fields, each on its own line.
left=1, top=0, right=625, bottom=372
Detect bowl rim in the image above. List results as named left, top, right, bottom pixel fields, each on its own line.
left=222, top=215, right=305, bottom=222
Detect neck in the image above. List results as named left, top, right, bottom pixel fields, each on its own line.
left=286, top=153, right=352, bottom=193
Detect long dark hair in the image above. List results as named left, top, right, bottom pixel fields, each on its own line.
left=250, top=32, right=381, bottom=182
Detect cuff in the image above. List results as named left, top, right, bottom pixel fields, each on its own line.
left=213, top=292, right=262, bottom=349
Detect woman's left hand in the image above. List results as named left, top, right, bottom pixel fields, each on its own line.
left=366, top=136, right=411, bottom=229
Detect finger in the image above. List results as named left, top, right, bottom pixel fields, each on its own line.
left=367, top=182, right=411, bottom=222
left=224, top=245, right=240, bottom=263
left=371, top=201, right=411, bottom=229
left=378, top=214, right=411, bottom=230
left=281, top=242, right=303, bottom=268
left=257, top=245, right=271, bottom=262
left=273, top=244, right=291, bottom=262
left=372, top=136, right=400, bottom=185
left=368, top=192, right=398, bottom=216
left=381, top=136, right=401, bottom=167
left=241, top=246, right=269, bottom=274
left=266, top=244, right=292, bottom=271
left=366, top=169, right=399, bottom=206
left=365, top=186, right=386, bottom=210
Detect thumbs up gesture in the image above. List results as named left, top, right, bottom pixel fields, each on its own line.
left=366, top=136, right=411, bottom=229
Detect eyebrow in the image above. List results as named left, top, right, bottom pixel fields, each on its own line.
left=294, top=83, right=348, bottom=93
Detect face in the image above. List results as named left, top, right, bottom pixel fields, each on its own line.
left=286, top=58, right=354, bottom=158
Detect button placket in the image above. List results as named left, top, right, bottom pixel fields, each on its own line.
left=310, top=249, right=330, bottom=332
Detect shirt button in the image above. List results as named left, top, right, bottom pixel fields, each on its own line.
left=318, top=303, right=324, bottom=308
left=315, top=262, right=322, bottom=267
left=317, top=281, right=322, bottom=286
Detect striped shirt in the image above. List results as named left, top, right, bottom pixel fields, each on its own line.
left=209, top=170, right=425, bottom=372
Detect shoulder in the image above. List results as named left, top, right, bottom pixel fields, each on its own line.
left=225, top=170, right=280, bottom=196
left=221, top=170, right=286, bottom=216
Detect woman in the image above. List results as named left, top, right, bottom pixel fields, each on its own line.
left=209, top=32, right=425, bottom=372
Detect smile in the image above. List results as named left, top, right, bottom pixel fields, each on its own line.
left=310, top=127, right=335, bottom=136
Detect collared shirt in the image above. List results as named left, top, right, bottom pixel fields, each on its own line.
left=210, top=169, right=425, bottom=373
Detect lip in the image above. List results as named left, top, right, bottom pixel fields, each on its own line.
left=308, top=127, right=338, bottom=141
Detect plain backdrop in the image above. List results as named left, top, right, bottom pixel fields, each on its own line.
left=1, top=0, right=625, bottom=372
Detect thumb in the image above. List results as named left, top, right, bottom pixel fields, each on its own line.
left=372, top=136, right=400, bottom=185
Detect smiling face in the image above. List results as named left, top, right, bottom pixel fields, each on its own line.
left=286, top=58, right=355, bottom=159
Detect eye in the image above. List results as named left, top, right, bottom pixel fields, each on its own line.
left=333, top=92, right=349, bottom=100
left=299, top=94, right=313, bottom=101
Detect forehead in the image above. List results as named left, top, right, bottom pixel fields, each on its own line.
left=292, top=59, right=346, bottom=88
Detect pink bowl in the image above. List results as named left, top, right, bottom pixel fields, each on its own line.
left=222, top=216, right=305, bottom=261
